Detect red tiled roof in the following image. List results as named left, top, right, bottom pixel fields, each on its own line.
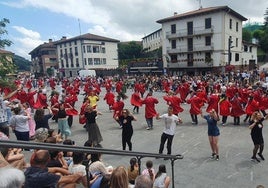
left=0, top=49, right=13, bottom=54
left=157, top=6, right=247, bottom=23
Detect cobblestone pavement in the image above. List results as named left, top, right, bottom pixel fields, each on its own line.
left=10, top=88, right=268, bottom=188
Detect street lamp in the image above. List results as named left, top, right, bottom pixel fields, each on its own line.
left=228, top=36, right=234, bottom=80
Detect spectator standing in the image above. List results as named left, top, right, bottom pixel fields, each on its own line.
left=10, top=106, right=31, bottom=141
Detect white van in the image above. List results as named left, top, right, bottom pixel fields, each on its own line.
left=79, top=69, right=96, bottom=78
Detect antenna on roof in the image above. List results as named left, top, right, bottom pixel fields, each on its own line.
left=197, top=0, right=202, bottom=9
left=78, top=19, right=81, bottom=35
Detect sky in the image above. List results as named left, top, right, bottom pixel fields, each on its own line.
left=0, top=0, right=267, bottom=60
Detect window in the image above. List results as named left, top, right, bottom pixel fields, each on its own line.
left=60, top=49, right=63, bottom=58
left=69, top=42, right=71, bottom=46
left=88, top=58, right=93, bottom=65
left=94, top=58, right=101, bottom=65
left=87, top=45, right=92, bottom=53
left=187, top=54, right=193, bottom=66
left=61, top=59, right=64, bottom=68
left=102, top=58, right=106, bottom=64
left=244, top=45, right=248, bottom=52
left=236, top=22, right=239, bottom=32
left=93, top=46, right=100, bottom=53
left=205, top=36, right=211, bottom=46
left=205, top=52, right=211, bottom=61
left=187, top=22, right=193, bottom=35
left=60, top=44, right=62, bottom=48
left=64, top=43, right=66, bottom=47
left=236, top=38, right=238, bottom=47
left=229, top=19, right=232, bottom=29
left=171, top=40, right=176, bottom=49
left=84, top=58, right=87, bottom=65
left=250, top=46, right=252, bottom=52
left=76, top=58, right=79, bottom=67
left=171, top=24, right=176, bottom=34
left=205, top=18, right=211, bottom=29
left=188, top=38, right=193, bottom=51
left=74, top=40, right=77, bottom=45
left=235, top=53, right=239, bottom=61
left=101, top=47, right=106, bottom=53
left=170, top=55, right=177, bottom=63
left=75, top=47, right=78, bottom=56
left=83, top=46, right=86, bottom=53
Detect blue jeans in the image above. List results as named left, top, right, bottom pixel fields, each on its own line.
left=146, top=118, right=153, bottom=128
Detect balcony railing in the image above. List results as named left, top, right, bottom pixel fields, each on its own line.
left=167, top=44, right=214, bottom=54
left=167, top=26, right=214, bottom=39
left=0, top=140, right=183, bottom=188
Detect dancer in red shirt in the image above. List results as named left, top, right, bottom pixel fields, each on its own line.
left=187, top=91, right=203, bottom=125
left=163, top=91, right=183, bottom=116
left=142, top=91, right=159, bottom=130
left=130, top=90, right=142, bottom=114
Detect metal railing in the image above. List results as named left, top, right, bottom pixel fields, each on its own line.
left=0, top=140, right=183, bottom=188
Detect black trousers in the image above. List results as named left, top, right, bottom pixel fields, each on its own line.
left=159, top=133, right=174, bottom=155
left=68, top=115, right=73, bottom=127
left=191, top=114, right=198, bottom=124
left=122, top=130, right=133, bottom=151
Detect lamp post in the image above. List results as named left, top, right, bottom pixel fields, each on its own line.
left=228, top=36, right=234, bottom=80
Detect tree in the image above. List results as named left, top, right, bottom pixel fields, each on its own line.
left=242, top=29, right=252, bottom=42
left=118, top=41, right=143, bottom=60
left=0, top=18, right=16, bottom=85
left=0, top=18, right=13, bottom=48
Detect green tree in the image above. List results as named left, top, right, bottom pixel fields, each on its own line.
left=252, top=29, right=264, bottom=40
left=0, top=18, right=12, bottom=48
left=242, top=29, right=252, bottom=42
left=0, top=18, right=16, bottom=80
left=118, top=41, right=142, bottom=60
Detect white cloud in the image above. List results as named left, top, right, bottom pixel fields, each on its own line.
left=10, top=26, right=44, bottom=59
left=12, top=26, right=41, bottom=39
left=2, top=0, right=267, bottom=58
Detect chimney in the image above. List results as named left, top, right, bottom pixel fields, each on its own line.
left=174, top=12, right=178, bottom=16
left=61, top=36, right=67, bottom=40
left=48, top=39, right=52, bottom=43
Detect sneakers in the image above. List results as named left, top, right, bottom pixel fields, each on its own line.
left=211, top=153, right=216, bottom=159
left=146, top=127, right=151, bottom=130
left=251, top=157, right=260, bottom=162
left=258, top=153, right=265, bottom=160
left=210, top=153, right=219, bottom=161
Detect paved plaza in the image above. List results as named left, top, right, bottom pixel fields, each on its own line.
left=10, top=87, right=268, bottom=187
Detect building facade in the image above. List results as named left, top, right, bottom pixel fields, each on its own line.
left=157, top=6, right=248, bottom=76
left=54, top=33, right=119, bottom=78
left=142, top=29, right=162, bottom=52
left=241, top=41, right=258, bottom=70
left=29, top=39, right=57, bottom=77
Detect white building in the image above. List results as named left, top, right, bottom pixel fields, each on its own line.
left=142, top=29, right=162, bottom=52
left=241, top=41, right=258, bottom=70
left=54, top=33, right=120, bottom=78
left=157, top=6, right=248, bottom=76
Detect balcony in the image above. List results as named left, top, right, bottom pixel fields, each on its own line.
left=167, top=44, right=214, bottom=54
left=167, top=26, right=214, bottom=39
